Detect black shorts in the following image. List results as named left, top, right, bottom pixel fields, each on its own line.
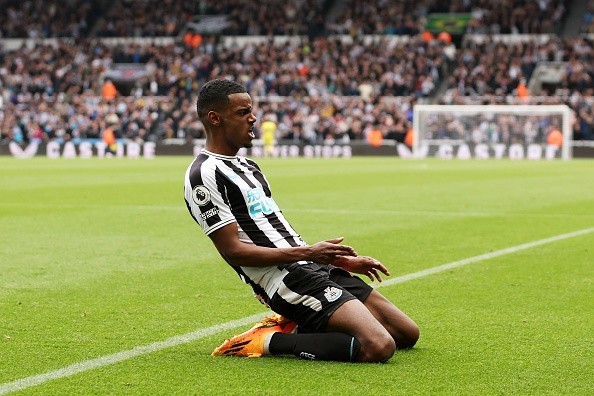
left=268, top=263, right=373, bottom=333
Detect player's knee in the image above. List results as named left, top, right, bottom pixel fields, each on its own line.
left=360, top=335, right=396, bottom=363
left=397, top=322, right=420, bottom=350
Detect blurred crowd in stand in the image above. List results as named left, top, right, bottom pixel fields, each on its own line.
left=423, top=112, right=566, bottom=146
left=443, top=36, right=594, bottom=98
left=0, top=0, right=570, bottom=39
left=0, top=35, right=442, bottom=144
left=0, top=0, right=592, bottom=145
left=438, top=35, right=594, bottom=140
left=329, top=0, right=566, bottom=36
left=94, top=0, right=328, bottom=38
left=0, top=0, right=111, bottom=38
left=582, top=0, right=594, bottom=34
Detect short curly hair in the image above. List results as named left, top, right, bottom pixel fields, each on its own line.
left=196, top=79, right=247, bottom=119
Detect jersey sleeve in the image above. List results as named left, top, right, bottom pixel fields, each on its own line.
left=184, top=162, right=235, bottom=236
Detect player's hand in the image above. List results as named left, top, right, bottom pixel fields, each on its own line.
left=308, top=237, right=357, bottom=265
left=332, top=255, right=390, bottom=282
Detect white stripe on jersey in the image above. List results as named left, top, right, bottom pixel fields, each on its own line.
left=244, top=267, right=290, bottom=299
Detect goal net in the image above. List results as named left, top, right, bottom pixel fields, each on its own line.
left=411, top=105, right=573, bottom=160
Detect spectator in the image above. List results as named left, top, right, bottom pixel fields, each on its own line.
left=102, top=124, right=117, bottom=154
left=516, top=78, right=529, bottom=99
left=546, top=125, right=563, bottom=147
left=102, top=79, right=118, bottom=100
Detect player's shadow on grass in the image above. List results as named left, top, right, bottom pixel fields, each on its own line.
left=201, top=346, right=423, bottom=365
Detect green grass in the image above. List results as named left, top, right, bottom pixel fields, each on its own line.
left=1, top=157, right=593, bottom=395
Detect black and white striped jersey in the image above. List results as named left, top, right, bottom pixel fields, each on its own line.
left=184, top=149, right=307, bottom=300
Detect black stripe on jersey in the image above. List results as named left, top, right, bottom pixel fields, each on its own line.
left=214, top=167, right=230, bottom=207
left=216, top=167, right=275, bottom=247
left=223, top=160, right=257, bottom=189
left=187, top=154, right=209, bottom=187
left=184, top=198, right=200, bottom=225
left=188, top=155, right=222, bottom=227
left=239, top=158, right=302, bottom=246
left=265, top=213, right=300, bottom=247
left=244, top=158, right=263, bottom=173
left=243, top=158, right=271, bottom=196
left=242, top=159, right=300, bottom=246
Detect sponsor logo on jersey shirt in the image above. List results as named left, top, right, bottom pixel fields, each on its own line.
left=246, top=187, right=279, bottom=218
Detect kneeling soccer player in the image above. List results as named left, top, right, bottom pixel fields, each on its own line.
left=184, top=79, right=419, bottom=362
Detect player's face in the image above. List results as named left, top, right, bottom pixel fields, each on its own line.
left=219, top=92, right=257, bottom=153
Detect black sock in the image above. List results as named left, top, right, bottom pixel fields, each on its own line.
left=268, top=332, right=360, bottom=362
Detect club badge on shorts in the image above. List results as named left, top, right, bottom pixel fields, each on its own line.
left=324, top=286, right=342, bottom=302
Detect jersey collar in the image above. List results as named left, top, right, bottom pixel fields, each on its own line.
left=202, top=149, right=238, bottom=160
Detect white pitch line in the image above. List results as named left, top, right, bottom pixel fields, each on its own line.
left=376, top=226, right=594, bottom=288
left=0, top=313, right=265, bottom=396
left=1, top=226, right=593, bottom=395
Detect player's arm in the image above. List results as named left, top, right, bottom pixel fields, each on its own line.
left=209, top=222, right=356, bottom=268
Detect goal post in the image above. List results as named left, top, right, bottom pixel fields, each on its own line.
left=412, top=104, right=573, bottom=160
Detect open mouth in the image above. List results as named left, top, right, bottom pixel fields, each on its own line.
left=248, top=126, right=255, bottom=139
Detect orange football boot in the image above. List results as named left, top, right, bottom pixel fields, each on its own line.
left=211, top=313, right=297, bottom=357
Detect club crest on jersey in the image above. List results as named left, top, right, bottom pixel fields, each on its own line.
left=324, top=286, right=342, bottom=302
left=192, top=185, right=211, bottom=206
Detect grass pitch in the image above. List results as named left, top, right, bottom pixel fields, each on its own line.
left=0, top=157, right=593, bottom=395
